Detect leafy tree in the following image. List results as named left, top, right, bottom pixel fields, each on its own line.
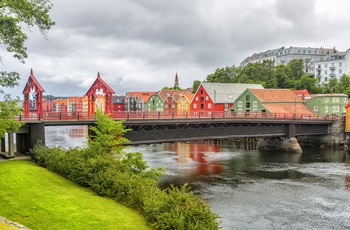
left=192, top=80, right=201, bottom=93
left=294, top=74, right=318, bottom=91
left=87, top=110, right=131, bottom=155
left=0, top=0, right=55, bottom=136
left=286, top=59, right=304, bottom=80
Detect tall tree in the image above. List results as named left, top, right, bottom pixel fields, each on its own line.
left=192, top=80, right=201, bottom=93
left=0, top=0, right=55, bottom=137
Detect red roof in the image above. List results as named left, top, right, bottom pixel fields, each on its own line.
left=250, top=89, right=303, bottom=103
left=85, top=72, right=115, bottom=95
left=263, top=104, right=315, bottom=115
left=22, top=69, right=45, bottom=93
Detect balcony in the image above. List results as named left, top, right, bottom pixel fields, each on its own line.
left=329, top=73, right=336, bottom=78
left=329, top=66, right=335, bottom=70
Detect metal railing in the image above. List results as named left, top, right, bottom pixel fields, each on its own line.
left=15, top=111, right=340, bottom=122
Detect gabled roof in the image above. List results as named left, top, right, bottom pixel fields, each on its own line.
left=23, top=69, right=45, bottom=93
left=133, top=92, right=156, bottom=102
left=263, top=104, right=315, bottom=115
left=183, top=92, right=195, bottom=103
left=158, top=90, right=182, bottom=101
left=85, top=72, right=115, bottom=95
left=250, top=89, right=303, bottom=103
left=112, top=95, right=125, bottom=104
left=201, top=83, right=264, bottom=103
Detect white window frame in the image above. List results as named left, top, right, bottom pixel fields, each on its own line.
left=314, top=105, right=318, bottom=112
left=238, top=108, right=243, bottom=114
left=208, top=103, right=212, bottom=108
left=253, top=101, right=258, bottom=107
left=238, top=101, right=242, bottom=107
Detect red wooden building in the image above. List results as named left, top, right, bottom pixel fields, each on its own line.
left=190, top=83, right=264, bottom=114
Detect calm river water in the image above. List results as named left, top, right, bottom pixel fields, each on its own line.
left=45, top=126, right=350, bottom=230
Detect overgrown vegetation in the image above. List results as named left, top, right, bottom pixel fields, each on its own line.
left=28, top=110, right=220, bottom=229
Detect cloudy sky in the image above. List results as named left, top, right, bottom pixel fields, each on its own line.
left=2, top=0, right=350, bottom=97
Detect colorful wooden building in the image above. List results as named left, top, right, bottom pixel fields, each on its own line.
left=125, top=92, right=155, bottom=111
left=231, top=88, right=315, bottom=116
left=112, top=95, right=125, bottom=112
left=304, top=94, right=348, bottom=117
left=177, top=92, right=195, bottom=114
left=191, top=83, right=264, bottom=113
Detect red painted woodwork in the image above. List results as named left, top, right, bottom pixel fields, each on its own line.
left=85, top=73, right=115, bottom=116
left=190, top=85, right=233, bottom=113
left=22, top=69, right=45, bottom=118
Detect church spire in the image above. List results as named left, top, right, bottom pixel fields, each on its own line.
left=174, top=72, right=179, bottom=89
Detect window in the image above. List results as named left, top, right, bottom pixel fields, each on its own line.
left=185, top=104, right=188, bottom=109
left=238, top=101, right=242, bottom=107
left=314, top=106, right=318, bottom=112
left=200, top=97, right=204, bottom=102
left=194, top=103, right=197, bottom=108
left=325, top=70, right=328, bottom=75
left=339, top=62, right=342, bottom=67
left=253, top=109, right=258, bottom=113
left=332, top=97, right=335, bottom=102
left=238, top=108, right=243, bottom=114
left=178, top=104, right=181, bottom=109
left=336, top=97, right=339, bottom=102
left=325, top=64, right=328, bottom=68
left=246, top=102, right=250, bottom=108
left=206, top=96, right=209, bottom=100
left=325, top=77, right=328, bottom=82
left=172, top=105, right=175, bottom=108
left=344, top=98, right=347, bottom=103
left=208, top=103, right=212, bottom=108
left=253, top=101, right=258, bottom=107
left=325, top=106, right=328, bottom=113
left=246, top=95, right=250, bottom=101
left=200, top=89, right=203, bottom=94
left=224, top=104, right=228, bottom=110
left=339, top=69, right=342, bottom=74
left=196, top=96, right=198, bottom=101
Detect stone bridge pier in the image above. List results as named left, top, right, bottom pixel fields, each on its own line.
left=256, top=121, right=345, bottom=153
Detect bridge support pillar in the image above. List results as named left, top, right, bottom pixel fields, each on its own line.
left=0, top=137, right=5, bottom=152
left=288, top=124, right=296, bottom=138
left=257, top=137, right=302, bottom=153
left=16, top=123, right=45, bottom=154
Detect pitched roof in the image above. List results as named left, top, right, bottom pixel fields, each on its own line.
left=158, top=90, right=182, bottom=101
left=201, top=83, right=264, bottom=103
left=250, top=89, right=303, bottom=103
left=23, top=69, right=45, bottom=93
left=183, top=92, right=195, bottom=102
left=112, top=95, right=125, bottom=104
left=263, top=104, right=315, bottom=115
left=134, top=92, right=156, bottom=102
left=85, top=72, right=115, bottom=95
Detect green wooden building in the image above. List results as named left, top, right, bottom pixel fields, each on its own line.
left=304, top=93, right=348, bottom=117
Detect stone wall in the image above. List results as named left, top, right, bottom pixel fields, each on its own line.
left=297, top=121, right=345, bottom=148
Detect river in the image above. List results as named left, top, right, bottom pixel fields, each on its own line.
left=45, top=126, right=350, bottom=230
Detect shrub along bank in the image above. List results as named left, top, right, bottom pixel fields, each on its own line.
left=28, top=110, right=219, bottom=229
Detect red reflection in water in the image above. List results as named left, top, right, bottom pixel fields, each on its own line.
left=164, top=142, right=223, bottom=176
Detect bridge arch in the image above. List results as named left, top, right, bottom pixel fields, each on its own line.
left=85, top=72, right=115, bottom=116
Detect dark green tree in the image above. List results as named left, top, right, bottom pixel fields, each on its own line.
left=192, top=80, right=201, bottom=93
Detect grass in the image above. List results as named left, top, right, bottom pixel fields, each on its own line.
left=0, top=160, right=153, bottom=230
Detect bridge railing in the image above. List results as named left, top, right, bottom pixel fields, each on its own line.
left=16, top=110, right=340, bottom=122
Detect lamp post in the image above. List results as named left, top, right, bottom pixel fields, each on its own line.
left=294, top=96, right=296, bottom=119
left=214, top=90, right=216, bottom=118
